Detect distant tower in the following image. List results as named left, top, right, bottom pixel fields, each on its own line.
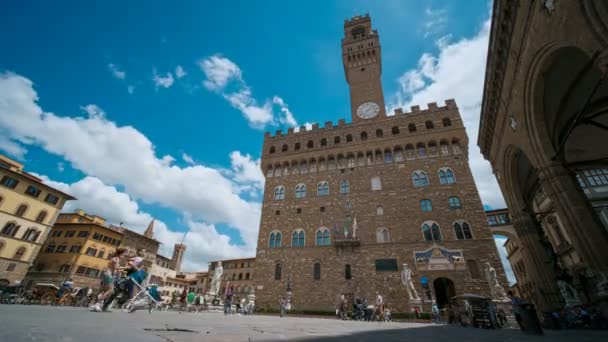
left=144, top=219, right=155, bottom=239
left=342, top=14, right=386, bottom=122
left=172, top=242, right=186, bottom=273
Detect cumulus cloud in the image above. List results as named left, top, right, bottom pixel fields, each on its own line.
left=182, top=152, right=195, bottom=165
left=127, top=85, right=135, bottom=94
left=422, top=6, right=448, bottom=38
left=108, top=63, right=126, bottom=80
left=198, top=54, right=300, bottom=130
left=175, top=65, right=187, bottom=79
left=80, top=104, right=106, bottom=119
left=0, top=71, right=262, bottom=261
left=388, top=18, right=505, bottom=209
left=152, top=69, right=175, bottom=89
left=227, top=151, right=265, bottom=193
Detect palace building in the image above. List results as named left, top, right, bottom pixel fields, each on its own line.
left=0, top=154, right=75, bottom=286
left=253, top=15, right=508, bottom=312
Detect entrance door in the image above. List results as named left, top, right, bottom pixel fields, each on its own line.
left=433, top=277, right=455, bottom=309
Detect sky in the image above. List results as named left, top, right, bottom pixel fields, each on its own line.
left=0, top=0, right=514, bottom=282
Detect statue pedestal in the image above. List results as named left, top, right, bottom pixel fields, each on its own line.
left=286, top=291, right=293, bottom=311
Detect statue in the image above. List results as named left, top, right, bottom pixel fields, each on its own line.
left=557, top=280, right=581, bottom=307
left=208, top=261, right=223, bottom=295
left=401, top=263, right=420, bottom=301
left=483, top=262, right=508, bottom=301
left=286, top=275, right=292, bottom=292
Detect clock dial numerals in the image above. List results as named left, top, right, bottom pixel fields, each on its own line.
left=356, top=102, right=380, bottom=119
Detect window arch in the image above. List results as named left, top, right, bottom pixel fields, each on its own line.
left=334, top=136, right=341, bottom=144
left=425, top=120, right=434, bottom=129
left=412, top=171, right=429, bottom=187
left=346, top=134, right=353, bottom=142
left=307, top=140, right=314, bottom=148
left=448, top=196, right=461, bottom=209
left=340, top=180, right=350, bottom=194
left=275, top=263, right=282, bottom=280
left=238, top=273, right=243, bottom=280
left=269, top=231, right=282, bottom=248
left=1, top=222, right=19, bottom=237
left=294, top=142, right=301, bottom=150
left=360, top=132, right=368, bottom=141
left=442, top=117, right=452, bottom=127
left=35, top=211, right=47, bottom=223
left=317, top=181, right=329, bottom=196
left=422, top=222, right=441, bottom=241
left=295, top=184, right=306, bottom=199
left=408, top=123, right=417, bottom=132
left=15, top=204, right=28, bottom=217
left=321, top=138, right=327, bottom=146
left=291, top=229, right=305, bottom=247
left=417, top=143, right=426, bottom=157
left=313, top=262, right=321, bottom=280
left=246, top=273, right=250, bottom=280
left=454, top=222, right=473, bottom=240
left=316, top=228, right=330, bottom=246
left=14, top=246, right=26, bottom=260
left=391, top=126, right=400, bottom=135
left=375, top=129, right=383, bottom=137
left=439, top=168, right=456, bottom=184
left=22, top=228, right=39, bottom=242
left=269, top=146, right=276, bottom=154
left=420, top=199, right=433, bottom=212
left=376, top=205, right=384, bottom=216
left=371, top=176, right=382, bottom=191
left=376, top=228, right=389, bottom=243
left=274, top=186, right=286, bottom=200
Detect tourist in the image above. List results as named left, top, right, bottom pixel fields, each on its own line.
left=431, top=301, right=440, bottom=322
left=279, top=296, right=287, bottom=317
left=194, top=294, right=201, bottom=313
left=375, top=292, right=384, bottom=321
left=92, top=248, right=126, bottom=312
left=507, top=290, right=524, bottom=330
left=179, top=288, right=187, bottom=313
left=224, top=286, right=233, bottom=315
left=187, top=290, right=196, bottom=312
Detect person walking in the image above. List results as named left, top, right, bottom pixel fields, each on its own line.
left=178, top=288, right=187, bottom=313
left=507, top=290, right=524, bottom=331
left=224, top=286, right=233, bottom=315
left=279, top=296, right=287, bottom=317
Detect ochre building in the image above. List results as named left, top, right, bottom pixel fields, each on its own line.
left=479, top=1, right=608, bottom=313
left=254, top=15, right=507, bottom=312
left=0, top=155, right=75, bottom=286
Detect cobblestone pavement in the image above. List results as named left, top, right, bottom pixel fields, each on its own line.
left=1, top=305, right=607, bottom=342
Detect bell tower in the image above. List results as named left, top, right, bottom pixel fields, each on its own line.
left=342, top=14, right=386, bottom=123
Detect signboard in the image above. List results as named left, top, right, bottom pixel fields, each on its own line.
left=375, top=259, right=398, bottom=272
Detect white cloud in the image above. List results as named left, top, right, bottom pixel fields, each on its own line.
left=57, top=162, right=65, bottom=172
left=152, top=69, right=175, bottom=89
left=422, top=6, right=448, bottom=38
left=175, top=65, right=187, bottom=79
left=127, top=85, right=135, bottom=94
left=80, top=104, right=106, bottom=119
left=388, top=18, right=505, bottom=209
left=0, top=71, right=262, bottom=255
left=198, top=54, right=299, bottom=130
left=228, top=151, right=265, bottom=192
left=294, top=122, right=314, bottom=133
left=108, top=63, right=126, bottom=80
left=182, top=152, right=195, bottom=165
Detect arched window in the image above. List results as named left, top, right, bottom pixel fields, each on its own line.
left=35, top=211, right=47, bottom=223
left=346, top=134, right=353, bottom=142
left=417, top=143, right=426, bottom=157
left=375, top=129, right=383, bottom=137
left=371, top=176, right=382, bottom=191
left=246, top=273, right=250, bottom=280
left=22, top=228, right=39, bottom=242
left=391, top=126, right=400, bottom=135
left=275, top=263, right=282, bottom=280
left=454, top=222, right=473, bottom=240
left=274, top=186, right=285, bottom=200
left=425, top=120, right=434, bottom=129
left=15, top=204, right=28, bottom=217
left=412, top=171, right=429, bottom=187
left=467, top=260, right=481, bottom=279
left=307, top=140, right=314, bottom=148
left=334, top=136, right=341, bottom=144
left=269, top=232, right=282, bottom=248
left=295, top=184, right=306, bottom=198
left=313, top=262, right=321, bottom=280
left=442, top=118, right=452, bottom=127
left=1, top=222, right=19, bottom=237
left=448, top=196, right=461, bottom=210
left=360, top=132, right=368, bottom=141
left=376, top=228, right=389, bottom=243
left=422, top=223, right=441, bottom=241
left=295, top=142, right=301, bottom=150
left=439, top=168, right=456, bottom=184
left=376, top=205, right=384, bottom=216
left=281, top=144, right=288, bottom=152
left=340, top=180, right=350, bottom=194
left=317, top=181, right=329, bottom=196
left=269, top=146, right=276, bottom=154
left=420, top=199, right=433, bottom=212
left=238, top=273, right=243, bottom=280
left=14, top=246, right=26, bottom=260
left=345, top=264, right=352, bottom=279
left=316, top=228, right=330, bottom=246
left=291, top=230, right=305, bottom=247
left=408, top=123, right=417, bottom=132
left=321, top=138, right=327, bottom=146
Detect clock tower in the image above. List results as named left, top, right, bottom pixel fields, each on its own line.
left=342, top=14, right=386, bottom=122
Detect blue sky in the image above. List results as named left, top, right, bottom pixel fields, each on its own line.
left=0, top=0, right=513, bottom=281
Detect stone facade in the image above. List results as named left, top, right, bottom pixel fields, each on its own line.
left=479, top=1, right=608, bottom=313
left=254, top=15, right=507, bottom=313
left=209, top=258, right=255, bottom=301
left=0, top=154, right=75, bottom=286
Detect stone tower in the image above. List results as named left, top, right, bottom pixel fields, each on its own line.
left=172, top=243, right=186, bottom=273
left=342, top=14, right=386, bottom=123
left=144, top=219, right=155, bottom=239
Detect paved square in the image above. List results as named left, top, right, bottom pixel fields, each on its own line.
left=1, top=305, right=607, bottom=341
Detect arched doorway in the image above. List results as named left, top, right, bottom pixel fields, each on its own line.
left=433, top=277, right=455, bottom=309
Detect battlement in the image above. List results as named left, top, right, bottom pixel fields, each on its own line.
left=264, top=99, right=458, bottom=140
left=344, top=14, right=371, bottom=27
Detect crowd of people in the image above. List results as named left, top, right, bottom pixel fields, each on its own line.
left=334, top=292, right=393, bottom=322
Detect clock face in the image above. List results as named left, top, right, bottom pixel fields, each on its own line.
left=356, top=102, right=380, bottom=119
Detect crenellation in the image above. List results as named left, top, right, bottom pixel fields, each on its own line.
left=287, top=127, right=294, bottom=134
left=445, top=98, right=457, bottom=109
left=299, top=125, right=307, bottom=132
left=275, top=129, right=283, bottom=137
left=428, top=102, right=438, bottom=111
left=338, top=119, right=346, bottom=126
left=324, top=121, right=333, bottom=128
left=411, top=105, right=420, bottom=112
left=394, top=108, right=403, bottom=115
